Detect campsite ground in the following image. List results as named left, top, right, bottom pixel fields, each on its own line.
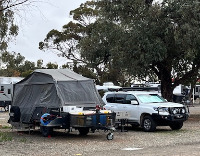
left=1, top=104, right=200, bottom=156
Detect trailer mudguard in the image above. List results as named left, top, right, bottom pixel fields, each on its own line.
left=40, top=113, right=51, bottom=126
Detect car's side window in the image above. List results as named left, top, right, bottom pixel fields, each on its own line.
left=125, top=94, right=136, bottom=101
left=106, top=94, right=115, bottom=103
left=115, top=94, right=125, bottom=104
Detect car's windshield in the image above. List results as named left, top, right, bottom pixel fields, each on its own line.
left=137, top=94, right=166, bottom=103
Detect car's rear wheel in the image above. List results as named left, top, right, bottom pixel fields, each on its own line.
left=170, top=122, right=183, bottom=130
left=142, top=115, right=156, bottom=132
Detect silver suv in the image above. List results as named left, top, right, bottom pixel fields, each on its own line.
left=102, top=91, right=189, bottom=132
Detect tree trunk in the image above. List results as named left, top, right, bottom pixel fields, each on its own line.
left=161, top=81, right=173, bottom=101
left=155, top=61, right=174, bottom=101
left=160, top=69, right=173, bottom=101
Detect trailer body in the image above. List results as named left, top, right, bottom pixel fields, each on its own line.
left=9, top=69, right=115, bottom=139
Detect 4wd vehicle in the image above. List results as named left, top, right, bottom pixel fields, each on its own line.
left=103, top=91, right=189, bottom=132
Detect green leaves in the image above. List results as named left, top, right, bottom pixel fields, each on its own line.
left=97, top=0, right=200, bottom=99
left=39, top=0, right=200, bottom=94
left=0, top=51, right=60, bottom=77
left=0, top=4, right=18, bottom=54
left=70, top=1, right=99, bottom=23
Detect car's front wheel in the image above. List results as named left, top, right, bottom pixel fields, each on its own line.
left=169, top=122, right=183, bottom=130
left=142, top=115, right=156, bottom=132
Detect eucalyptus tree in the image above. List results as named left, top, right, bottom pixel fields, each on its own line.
left=0, top=51, right=60, bottom=77
left=0, top=2, right=18, bottom=53
left=39, top=1, right=98, bottom=75
left=97, top=0, right=200, bottom=100
left=0, top=0, right=31, bottom=12
left=40, top=0, right=200, bottom=98
left=39, top=1, right=131, bottom=85
left=0, top=51, right=35, bottom=77
left=1, top=51, right=25, bottom=76
left=0, top=0, right=35, bottom=52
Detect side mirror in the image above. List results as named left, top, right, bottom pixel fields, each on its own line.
left=131, top=100, right=138, bottom=105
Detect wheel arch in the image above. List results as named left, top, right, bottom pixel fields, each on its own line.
left=140, top=113, right=151, bottom=125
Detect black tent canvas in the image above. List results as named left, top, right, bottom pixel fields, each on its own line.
left=12, top=69, right=104, bottom=123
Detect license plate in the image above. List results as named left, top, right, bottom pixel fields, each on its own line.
left=176, top=115, right=183, bottom=118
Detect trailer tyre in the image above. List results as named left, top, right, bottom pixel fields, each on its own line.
left=107, top=132, right=114, bottom=140
left=4, top=105, right=9, bottom=112
left=40, top=126, right=53, bottom=137
left=78, top=128, right=89, bottom=136
left=10, top=106, right=21, bottom=122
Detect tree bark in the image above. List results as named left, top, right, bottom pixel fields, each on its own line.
left=155, top=61, right=174, bottom=101
left=160, top=72, right=173, bottom=101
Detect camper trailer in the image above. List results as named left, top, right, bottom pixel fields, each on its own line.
left=9, top=69, right=115, bottom=140
left=0, top=77, right=23, bottom=111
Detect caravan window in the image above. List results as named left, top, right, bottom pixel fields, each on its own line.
left=196, top=87, right=199, bottom=93
left=1, top=86, right=4, bottom=92
left=8, top=89, right=11, bottom=94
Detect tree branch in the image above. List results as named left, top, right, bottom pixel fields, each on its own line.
left=150, top=64, right=160, bottom=79
left=0, top=0, right=29, bottom=12
left=172, top=64, right=200, bottom=89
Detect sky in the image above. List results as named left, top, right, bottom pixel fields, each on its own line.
left=9, top=0, right=87, bottom=67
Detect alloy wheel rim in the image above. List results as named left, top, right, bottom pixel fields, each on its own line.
left=144, top=119, right=151, bottom=130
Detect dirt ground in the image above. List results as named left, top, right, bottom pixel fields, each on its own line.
left=1, top=105, right=200, bottom=156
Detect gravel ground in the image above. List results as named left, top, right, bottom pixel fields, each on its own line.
left=0, top=105, right=200, bottom=156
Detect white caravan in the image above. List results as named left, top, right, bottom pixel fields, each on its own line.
left=0, top=77, right=23, bottom=111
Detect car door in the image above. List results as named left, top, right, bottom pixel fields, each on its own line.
left=113, top=94, right=127, bottom=113
left=122, top=94, right=139, bottom=122
left=109, top=94, right=133, bottom=120
left=104, top=93, right=126, bottom=113
left=104, top=93, right=117, bottom=111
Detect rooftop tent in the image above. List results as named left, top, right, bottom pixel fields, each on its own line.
left=12, top=69, right=104, bottom=123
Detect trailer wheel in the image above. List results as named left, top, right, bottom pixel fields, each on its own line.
left=40, top=126, right=53, bottom=137
left=4, top=105, right=9, bottom=112
left=107, top=133, right=114, bottom=140
left=78, top=128, right=89, bottom=136
left=10, top=106, right=21, bottom=122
